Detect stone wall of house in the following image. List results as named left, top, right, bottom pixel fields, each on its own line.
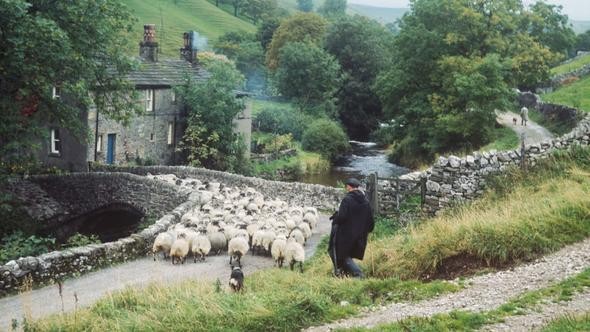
left=87, top=88, right=185, bottom=166
left=90, top=165, right=343, bottom=211
left=5, top=173, right=187, bottom=239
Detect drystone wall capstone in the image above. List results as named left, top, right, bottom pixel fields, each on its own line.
left=0, top=173, right=191, bottom=296
left=90, top=165, right=343, bottom=211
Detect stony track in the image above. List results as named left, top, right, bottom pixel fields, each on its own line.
left=305, top=237, right=590, bottom=331
left=496, top=111, right=554, bottom=145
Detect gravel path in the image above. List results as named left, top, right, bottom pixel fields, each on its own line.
left=496, top=111, right=554, bottom=145
left=305, top=237, right=590, bottom=331
left=481, top=289, right=590, bottom=332
left=0, top=215, right=331, bottom=331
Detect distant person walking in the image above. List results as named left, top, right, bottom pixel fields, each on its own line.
left=520, top=106, right=529, bottom=126
left=328, top=178, right=374, bottom=278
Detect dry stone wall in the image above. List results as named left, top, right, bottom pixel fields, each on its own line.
left=90, top=165, right=343, bottom=211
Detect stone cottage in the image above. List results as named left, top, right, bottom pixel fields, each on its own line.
left=87, top=24, right=251, bottom=166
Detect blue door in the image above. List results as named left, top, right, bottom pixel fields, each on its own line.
left=106, top=134, right=116, bottom=164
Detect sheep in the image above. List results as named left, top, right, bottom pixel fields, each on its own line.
left=152, top=231, right=175, bottom=261
left=251, top=229, right=265, bottom=255
left=170, top=234, right=190, bottom=265
left=228, top=235, right=249, bottom=267
left=298, top=222, right=312, bottom=240
left=229, top=266, right=244, bottom=292
left=289, top=228, right=305, bottom=246
left=208, top=231, right=227, bottom=255
left=233, top=228, right=249, bottom=240
left=271, top=234, right=287, bottom=267
left=303, top=212, right=318, bottom=230
left=192, top=234, right=212, bottom=262
left=261, top=230, right=276, bottom=255
left=285, top=237, right=305, bottom=273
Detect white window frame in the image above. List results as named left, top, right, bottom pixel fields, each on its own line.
left=50, top=129, right=61, bottom=154
left=145, top=89, right=154, bottom=112
left=167, top=122, right=174, bottom=145
left=52, top=86, right=60, bottom=100
left=96, top=134, right=103, bottom=152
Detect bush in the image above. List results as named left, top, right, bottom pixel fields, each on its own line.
left=63, top=233, right=101, bottom=248
left=301, top=119, right=350, bottom=161
left=0, top=231, right=55, bottom=264
left=254, top=107, right=313, bottom=140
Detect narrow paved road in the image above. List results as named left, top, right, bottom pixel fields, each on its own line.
left=496, top=111, right=554, bottom=145
left=305, top=237, right=590, bottom=331
left=0, top=215, right=331, bottom=331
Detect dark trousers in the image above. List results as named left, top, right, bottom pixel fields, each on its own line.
left=329, top=226, right=364, bottom=278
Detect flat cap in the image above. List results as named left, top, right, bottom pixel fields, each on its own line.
left=345, top=177, right=361, bottom=188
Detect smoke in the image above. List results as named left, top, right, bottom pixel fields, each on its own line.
left=190, top=31, right=208, bottom=51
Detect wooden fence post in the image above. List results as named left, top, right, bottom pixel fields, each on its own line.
left=520, top=133, right=527, bottom=172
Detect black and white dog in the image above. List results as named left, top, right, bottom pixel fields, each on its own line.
left=229, top=266, right=244, bottom=292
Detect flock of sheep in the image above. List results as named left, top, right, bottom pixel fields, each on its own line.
left=149, top=174, right=320, bottom=272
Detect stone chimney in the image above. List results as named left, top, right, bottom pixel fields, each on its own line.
left=180, top=31, right=197, bottom=63
left=139, top=24, right=158, bottom=62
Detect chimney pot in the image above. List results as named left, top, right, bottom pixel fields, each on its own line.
left=144, top=24, right=157, bottom=43
left=139, top=24, right=158, bottom=62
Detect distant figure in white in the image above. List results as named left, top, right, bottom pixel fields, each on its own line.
left=520, top=106, right=529, bottom=126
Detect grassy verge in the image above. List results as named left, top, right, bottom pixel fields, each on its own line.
left=543, top=75, right=590, bottom=113
left=346, top=267, right=590, bottom=332
left=364, top=146, right=590, bottom=280
left=27, top=217, right=459, bottom=331
left=479, top=125, right=519, bottom=152
left=251, top=98, right=295, bottom=117
left=541, top=313, right=590, bottom=332
left=551, top=54, right=590, bottom=76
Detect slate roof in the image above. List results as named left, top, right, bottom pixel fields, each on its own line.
left=127, top=58, right=209, bottom=87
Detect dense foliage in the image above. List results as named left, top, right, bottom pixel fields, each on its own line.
left=0, top=0, right=139, bottom=172
left=177, top=58, right=248, bottom=172
left=375, top=0, right=570, bottom=167
left=301, top=119, right=350, bottom=161
left=254, top=106, right=313, bottom=140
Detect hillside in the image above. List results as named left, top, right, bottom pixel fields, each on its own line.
left=122, top=0, right=256, bottom=58
left=572, top=20, right=590, bottom=34
left=347, top=4, right=407, bottom=24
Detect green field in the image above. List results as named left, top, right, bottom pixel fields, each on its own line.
left=250, top=98, right=295, bottom=116
left=543, top=75, right=590, bottom=112
left=122, top=0, right=256, bottom=58
left=551, top=54, right=590, bottom=76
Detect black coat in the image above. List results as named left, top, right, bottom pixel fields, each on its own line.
left=329, top=190, right=374, bottom=260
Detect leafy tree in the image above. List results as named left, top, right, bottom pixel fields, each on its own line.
left=325, top=15, right=394, bottom=139
left=375, top=0, right=560, bottom=166
left=177, top=58, right=247, bottom=171
left=266, top=13, right=328, bottom=70
left=0, top=0, right=138, bottom=172
left=241, top=0, right=278, bottom=23
left=301, top=119, right=349, bottom=161
left=575, top=30, right=590, bottom=52
left=525, top=2, right=576, bottom=57
left=297, top=0, right=313, bottom=12
left=319, top=0, right=347, bottom=18
left=275, top=42, right=341, bottom=113
left=214, top=32, right=265, bottom=91
left=257, top=18, right=281, bottom=52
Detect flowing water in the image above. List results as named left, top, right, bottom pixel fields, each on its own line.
left=301, top=141, right=409, bottom=187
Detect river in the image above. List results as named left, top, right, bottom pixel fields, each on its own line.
left=301, top=141, right=409, bottom=187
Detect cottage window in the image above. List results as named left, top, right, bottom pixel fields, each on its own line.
left=150, top=133, right=155, bottom=142
left=171, top=91, right=176, bottom=103
left=96, top=134, right=103, bottom=152
left=50, top=129, right=61, bottom=155
left=52, top=86, right=60, bottom=100
left=145, top=89, right=154, bottom=112
left=167, top=122, right=174, bottom=145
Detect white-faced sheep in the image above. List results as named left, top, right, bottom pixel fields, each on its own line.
left=192, top=234, right=212, bottom=262
left=271, top=234, right=287, bottom=267
left=170, top=234, right=190, bottom=265
left=152, top=231, right=175, bottom=261
left=285, top=237, right=305, bottom=272
left=298, top=222, right=312, bottom=240
left=251, top=229, right=265, bottom=255
left=208, top=231, right=227, bottom=255
left=303, top=212, right=319, bottom=230
left=228, top=235, right=249, bottom=267
left=261, top=230, right=276, bottom=255
left=289, top=228, right=305, bottom=246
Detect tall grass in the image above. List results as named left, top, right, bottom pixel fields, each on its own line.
left=365, top=147, right=590, bottom=279
left=541, top=313, right=590, bottom=332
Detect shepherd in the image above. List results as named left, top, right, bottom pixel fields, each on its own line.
left=520, top=106, right=529, bottom=126
left=328, top=178, right=374, bottom=278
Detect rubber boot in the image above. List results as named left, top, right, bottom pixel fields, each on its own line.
left=344, top=257, right=364, bottom=279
